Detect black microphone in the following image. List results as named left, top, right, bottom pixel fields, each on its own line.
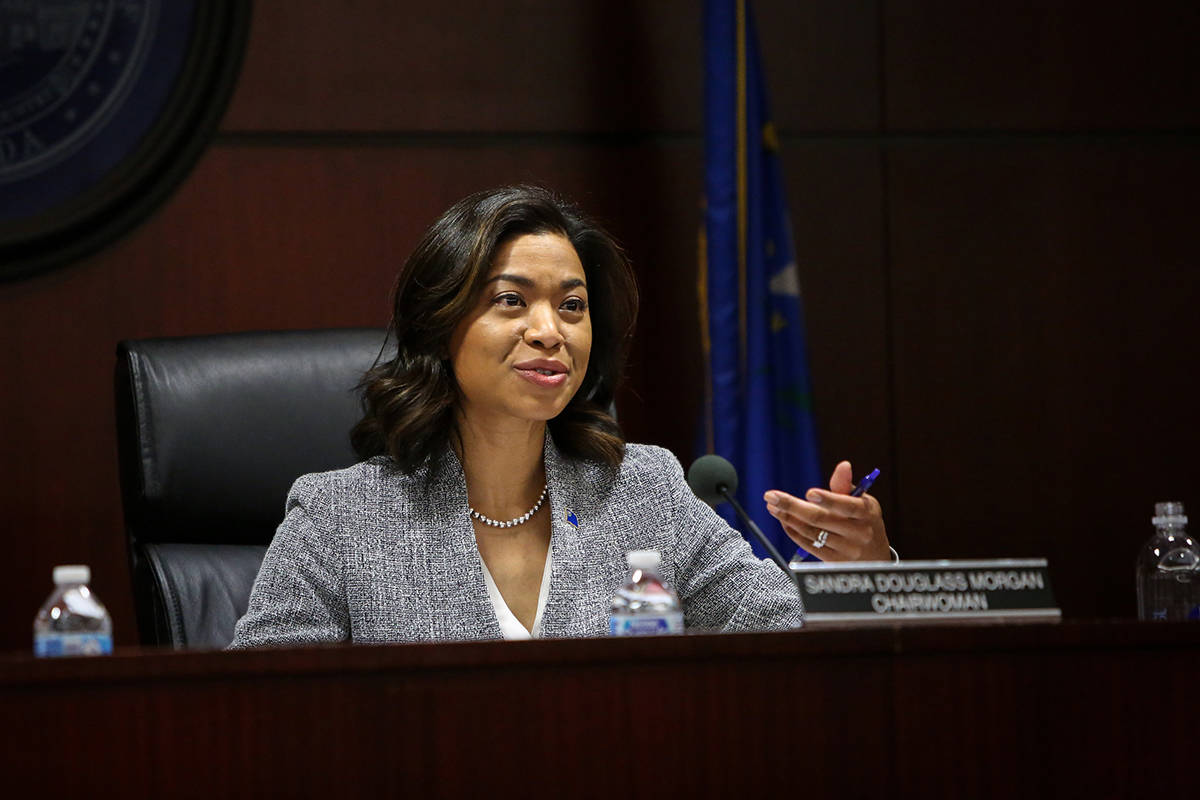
left=687, top=454, right=800, bottom=590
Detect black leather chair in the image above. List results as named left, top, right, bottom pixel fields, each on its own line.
left=115, top=329, right=389, bottom=649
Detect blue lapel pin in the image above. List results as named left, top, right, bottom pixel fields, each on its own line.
left=565, top=509, right=579, bottom=528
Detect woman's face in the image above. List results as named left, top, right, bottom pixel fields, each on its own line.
left=449, top=232, right=592, bottom=426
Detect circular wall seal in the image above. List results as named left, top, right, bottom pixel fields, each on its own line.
left=0, top=1, right=251, bottom=281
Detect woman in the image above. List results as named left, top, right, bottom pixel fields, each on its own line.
left=230, top=186, right=889, bottom=647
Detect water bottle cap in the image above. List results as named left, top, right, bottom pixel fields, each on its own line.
left=52, top=565, right=90, bottom=585
left=626, top=550, right=661, bottom=570
left=1152, top=501, right=1187, bottom=527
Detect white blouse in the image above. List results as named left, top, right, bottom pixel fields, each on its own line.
left=479, top=545, right=553, bottom=640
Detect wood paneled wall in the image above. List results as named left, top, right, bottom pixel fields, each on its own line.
left=2, top=1, right=1197, bottom=649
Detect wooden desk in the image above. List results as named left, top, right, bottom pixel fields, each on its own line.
left=2, top=620, right=1196, bottom=798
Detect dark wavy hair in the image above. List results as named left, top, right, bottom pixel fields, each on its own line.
left=351, top=185, right=639, bottom=472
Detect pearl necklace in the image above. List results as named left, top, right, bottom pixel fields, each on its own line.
left=469, top=484, right=548, bottom=528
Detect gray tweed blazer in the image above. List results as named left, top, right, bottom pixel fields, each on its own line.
left=229, top=434, right=803, bottom=648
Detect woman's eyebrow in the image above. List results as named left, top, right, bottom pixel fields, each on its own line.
left=485, top=273, right=534, bottom=287
left=485, top=274, right=587, bottom=291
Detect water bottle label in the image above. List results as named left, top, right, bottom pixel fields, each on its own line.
left=610, top=613, right=684, bottom=636
left=35, top=633, right=113, bottom=658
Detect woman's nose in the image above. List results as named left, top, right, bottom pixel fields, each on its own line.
left=524, top=303, right=564, bottom=349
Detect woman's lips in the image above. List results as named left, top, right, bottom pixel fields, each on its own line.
left=515, top=367, right=568, bottom=388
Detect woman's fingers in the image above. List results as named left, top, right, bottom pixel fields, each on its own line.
left=763, top=462, right=892, bottom=562
left=764, top=490, right=873, bottom=560
left=802, top=488, right=872, bottom=519
left=828, top=460, right=854, bottom=494
left=776, top=517, right=860, bottom=562
left=765, top=490, right=873, bottom=544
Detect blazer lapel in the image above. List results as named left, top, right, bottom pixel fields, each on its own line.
left=423, top=449, right=501, bottom=641
left=539, top=435, right=610, bottom=638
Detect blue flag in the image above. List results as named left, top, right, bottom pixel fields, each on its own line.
left=701, top=0, right=823, bottom=561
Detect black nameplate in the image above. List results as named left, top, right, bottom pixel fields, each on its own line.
left=791, top=559, right=1060, bottom=624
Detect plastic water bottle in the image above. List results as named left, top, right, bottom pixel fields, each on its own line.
left=1136, top=502, right=1200, bottom=621
left=33, top=565, right=113, bottom=657
left=609, top=550, right=684, bottom=635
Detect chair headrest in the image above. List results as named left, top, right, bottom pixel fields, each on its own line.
left=116, top=329, right=390, bottom=544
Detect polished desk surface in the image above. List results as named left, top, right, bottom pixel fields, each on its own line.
left=2, top=620, right=1197, bottom=797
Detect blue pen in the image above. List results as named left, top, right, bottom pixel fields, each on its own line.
left=850, top=468, right=880, bottom=498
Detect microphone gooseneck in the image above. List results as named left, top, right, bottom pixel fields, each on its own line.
left=687, top=455, right=801, bottom=590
